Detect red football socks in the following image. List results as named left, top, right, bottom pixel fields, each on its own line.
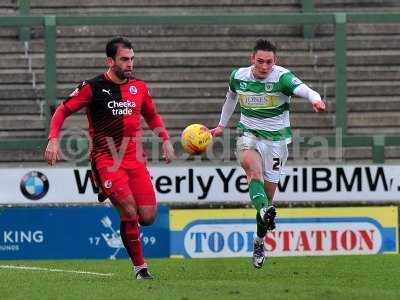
left=120, top=219, right=145, bottom=267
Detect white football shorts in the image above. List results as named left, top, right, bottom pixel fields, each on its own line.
left=236, top=131, right=288, bottom=183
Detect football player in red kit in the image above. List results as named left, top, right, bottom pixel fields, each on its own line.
left=44, top=37, right=176, bottom=280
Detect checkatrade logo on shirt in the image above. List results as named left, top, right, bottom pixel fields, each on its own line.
left=107, top=100, right=136, bottom=115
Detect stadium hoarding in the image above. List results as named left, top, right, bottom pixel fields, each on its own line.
left=0, top=206, right=169, bottom=259
left=170, top=207, right=398, bottom=258
left=1, top=165, right=400, bottom=204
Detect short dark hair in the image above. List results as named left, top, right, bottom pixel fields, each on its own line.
left=106, top=37, right=133, bottom=59
left=253, top=39, right=277, bottom=54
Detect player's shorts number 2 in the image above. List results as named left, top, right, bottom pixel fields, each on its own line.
left=272, top=158, right=282, bottom=171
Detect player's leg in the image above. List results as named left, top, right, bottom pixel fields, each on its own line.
left=238, top=135, right=277, bottom=232
left=237, top=134, right=269, bottom=268
left=127, top=164, right=157, bottom=279
left=114, top=195, right=152, bottom=279
left=264, top=181, right=277, bottom=201
left=239, top=148, right=272, bottom=268
left=95, top=164, right=151, bottom=280
left=127, top=164, right=157, bottom=225
left=251, top=181, right=277, bottom=268
left=237, top=134, right=269, bottom=215
left=239, top=148, right=273, bottom=227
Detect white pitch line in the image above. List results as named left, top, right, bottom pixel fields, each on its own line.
left=0, top=265, right=114, bottom=277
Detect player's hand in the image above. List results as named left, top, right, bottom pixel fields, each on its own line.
left=44, top=138, right=60, bottom=166
left=313, top=99, right=326, bottom=113
left=162, top=140, right=176, bottom=164
left=210, top=125, right=224, bottom=137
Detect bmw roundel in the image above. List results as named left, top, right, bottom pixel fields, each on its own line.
left=20, top=171, right=49, bottom=200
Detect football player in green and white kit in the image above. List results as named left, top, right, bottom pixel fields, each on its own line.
left=211, top=39, right=326, bottom=269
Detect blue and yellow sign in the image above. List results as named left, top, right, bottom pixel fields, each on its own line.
left=170, top=207, right=398, bottom=258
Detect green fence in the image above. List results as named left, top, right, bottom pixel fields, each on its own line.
left=1, top=12, right=400, bottom=164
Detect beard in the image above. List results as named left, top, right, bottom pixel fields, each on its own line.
left=113, top=66, right=132, bottom=80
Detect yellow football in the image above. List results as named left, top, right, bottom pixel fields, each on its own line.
left=181, top=124, right=213, bottom=155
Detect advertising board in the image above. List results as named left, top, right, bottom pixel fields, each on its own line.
left=170, top=207, right=398, bottom=258
left=0, top=206, right=169, bottom=259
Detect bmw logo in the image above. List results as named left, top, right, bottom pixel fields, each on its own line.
left=20, top=171, right=49, bottom=200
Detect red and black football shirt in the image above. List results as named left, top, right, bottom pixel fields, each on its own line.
left=49, top=73, right=169, bottom=165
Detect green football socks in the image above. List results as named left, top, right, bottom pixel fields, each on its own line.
left=249, top=179, right=269, bottom=238
left=249, top=179, right=268, bottom=211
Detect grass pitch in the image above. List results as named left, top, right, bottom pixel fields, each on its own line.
left=1, top=255, right=400, bottom=300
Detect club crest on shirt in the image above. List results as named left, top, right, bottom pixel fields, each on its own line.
left=265, top=83, right=274, bottom=92
left=104, top=180, right=112, bottom=189
left=129, top=85, right=138, bottom=95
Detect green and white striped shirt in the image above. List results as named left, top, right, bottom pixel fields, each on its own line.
left=229, top=65, right=302, bottom=143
